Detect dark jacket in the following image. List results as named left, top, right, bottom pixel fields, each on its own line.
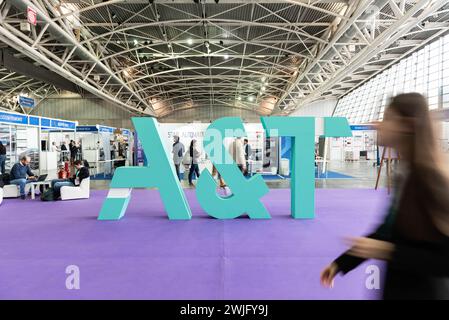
left=334, top=174, right=449, bottom=300
left=10, top=162, right=34, bottom=180
left=69, top=144, right=77, bottom=157
left=69, top=166, right=89, bottom=185
left=244, top=143, right=251, bottom=160
left=0, top=144, right=6, bottom=155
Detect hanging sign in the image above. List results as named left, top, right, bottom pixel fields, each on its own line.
left=27, top=6, right=37, bottom=26
left=18, top=95, right=35, bottom=108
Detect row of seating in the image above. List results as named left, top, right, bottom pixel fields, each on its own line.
left=0, top=178, right=90, bottom=204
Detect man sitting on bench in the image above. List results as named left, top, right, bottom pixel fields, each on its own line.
left=10, top=156, right=35, bottom=200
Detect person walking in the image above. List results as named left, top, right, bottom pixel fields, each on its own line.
left=320, top=93, right=449, bottom=299
left=61, top=142, right=68, bottom=162
left=229, top=137, right=246, bottom=173
left=172, top=135, right=185, bottom=181
left=243, top=138, right=252, bottom=176
left=188, top=139, right=201, bottom=187
left=69, top=140, right=76, bottom=164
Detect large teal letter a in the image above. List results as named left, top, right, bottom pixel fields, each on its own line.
left=98, top=117, right=192, bottom=220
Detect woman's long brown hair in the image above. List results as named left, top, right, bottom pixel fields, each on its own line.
left=388, top=93, right=449, bottom=237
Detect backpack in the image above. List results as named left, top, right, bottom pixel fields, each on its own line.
left=182, top=151, right=191, bottom=165
left=0, top=173, right=10, bottom=186
left=40, top=188, right=56, bottom=201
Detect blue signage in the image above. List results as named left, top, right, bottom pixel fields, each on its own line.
left=0, top=111, right=76, bottom=130
left=28, top=116, right=40, bottom=126
left=350, top=125, right=376, bottom=131
left=51, top=119, right=76, bottom=130
left=0, top=111, right=28, bottom=125
left=99, top=126, right=114, bottom=134
left=76, top=126, right=98, bottom=132
left=122, top=129, right=131, bottom=136
left=41, top=118, right=51, bottom=127
left=18, top=95, right=35, bottom=108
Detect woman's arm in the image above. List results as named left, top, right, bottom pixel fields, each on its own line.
left=333, top=206, right=396, bottom=274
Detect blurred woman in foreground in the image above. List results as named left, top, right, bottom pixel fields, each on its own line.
left=321, top=93, right=449, bottom=299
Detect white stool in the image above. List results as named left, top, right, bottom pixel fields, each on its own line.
left=2, top=184, right=32, bottom=198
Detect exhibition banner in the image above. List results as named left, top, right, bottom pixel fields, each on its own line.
left=98, top=126, right=114, bottom=134
left=51, top=119, right=76, bottom=130
left=76, top=126, right=98, bottom=132
left=28, top=116, right=40, bottom=126
left=0, top=111, right=28, bottom=125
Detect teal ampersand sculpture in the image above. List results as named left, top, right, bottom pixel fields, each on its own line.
left=98, top=117, right=192, bottom=220
left=196, top=117, right=271, bottom=219
left=261, top=117, right=351, bottom=219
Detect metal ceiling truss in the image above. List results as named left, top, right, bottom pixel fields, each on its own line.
left=0, top=0, right=448, bottom=118
left=278, top=0, right=449, bottom=114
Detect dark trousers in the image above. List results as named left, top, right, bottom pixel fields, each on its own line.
left=174, top=164, right=181, bottom=181
left=188, top=163, right=200, bottom=184
left=0, top=154, right=6, bottom=174
left=51, top=179, right=74, bottom=199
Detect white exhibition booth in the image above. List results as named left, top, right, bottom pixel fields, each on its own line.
left=0, top=110, right=78, bottom=179
left=75, top=125, right=133, bottom=176
left=0, top=110, right=135, bottom=180
left=328, top=124, right=377, bottom=162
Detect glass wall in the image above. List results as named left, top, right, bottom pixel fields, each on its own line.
left=334, top=33, right=449, bottom=123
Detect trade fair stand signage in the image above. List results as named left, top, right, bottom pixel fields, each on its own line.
left=0, top=111, right=77, bottom=130
left=76, top=125, right=131, bottom=135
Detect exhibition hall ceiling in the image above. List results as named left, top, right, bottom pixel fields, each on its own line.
left=0, top=0, right=449, bottom=117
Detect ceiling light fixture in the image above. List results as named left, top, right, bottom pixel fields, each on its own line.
left=187, top=38, right=193, bottom=45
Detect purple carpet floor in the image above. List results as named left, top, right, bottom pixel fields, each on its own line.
left=0, top=188, right=389, bottom=300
